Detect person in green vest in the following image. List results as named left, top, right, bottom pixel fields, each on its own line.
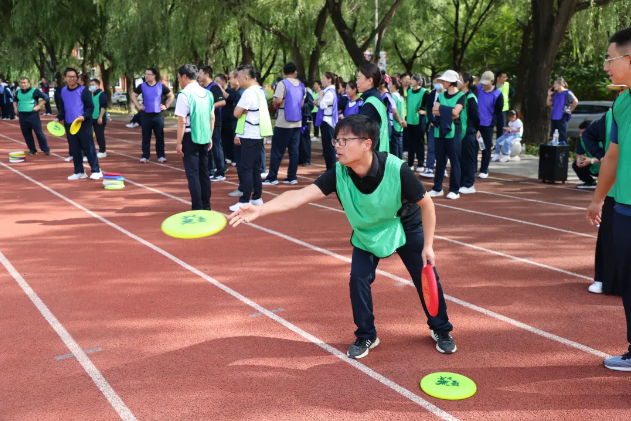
left=228, top=114, right=457, bottom=359
left=388, top=78, right=406, bottom=158
left=311, top=80, right=321, bottom=140
left=459, top=73, right=480, bottom=194
left=494, top=70, right=515, bottom=141
left=573, top=119, right=600, bottom=190
left=405, top=74, right=428, bottom=171
left=89, top=79, right=108, bottom=158
left=174, top=64, right=215, bottom=211
left=429, top=70, right=466, bottom=200
left=356, top=63, right=390, bottom=153
left=13, top=77, right=50, bottom=155
left=586, top=26, right=631, bottom=371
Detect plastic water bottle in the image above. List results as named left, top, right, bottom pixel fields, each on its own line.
left=551, top=129, right=559, bottom=146
left=477, top=134, right=485, bottom=151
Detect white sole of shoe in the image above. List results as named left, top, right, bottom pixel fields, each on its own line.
left=604, top=364, right=631, bottom=371
left=347, top=337, right=380, bottom=359
left=431, top=331, right=457, bottom=354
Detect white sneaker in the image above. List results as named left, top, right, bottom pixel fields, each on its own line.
left=97, top=152, right=107, bottom=158
left=231, top=162, right=236, bottom=167
left=158, top=157, right=167, bottom=163
left=210, top=175, right=226, bottom=182
left=588, top=282, right=603, bottom=294
left=282, top=179, right=298, bottom=185
left=261, top=172, right=268, bottom=179
left=225, top=159, right=232, bottom=164
left=228, top=189, right=243, bottom=197
left=444, top=170, right=448, bottom=177
left=459, top=186, right=476, bottom=194
left=82, top=156, right=88, bottom=162
left=68, top=172, right=87, bottom=180
left=64, top=156, right=73, bottom=162
left=229, top=202, right=249, bottom=212
left=133, top=123, right=140, bottom=128
left=420, top=169, right=435, bottom=178
left=263, top=180, right=279, bottom=186
left=499, top=155, right=510, bottom=163
left=478, top=172, right=488, bottom=179
left=429, top=190, right=444, bottom=197
left=446, top=192, right=460, bottom=200
left=509, top=155, right=521, bottom=162
left=250, top=198, right=264, bottom=206
left=491, top=154, right=500, bottom=162
left=416, top=167, right=423, bottom=173
left=126, top=123, right=134, bottom=128
left=89, top=171, right=103, bottom=180
left=139, top=157, right=148, bottom=163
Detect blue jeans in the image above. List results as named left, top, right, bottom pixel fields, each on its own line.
left=426, top=128, right=436, bottom=169
left=494, top=133, right=520, bottom=155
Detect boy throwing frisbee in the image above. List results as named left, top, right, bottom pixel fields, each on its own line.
left=229, top=114, right=456, bottom=359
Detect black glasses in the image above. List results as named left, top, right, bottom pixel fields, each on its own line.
left=332, top=137, right=367, bottom=146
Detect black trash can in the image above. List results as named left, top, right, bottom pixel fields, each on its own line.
left=538, top=144, right=570, bottom=183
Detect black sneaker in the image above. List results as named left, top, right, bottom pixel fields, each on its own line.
left=347, top=337, right=380, bottom=359
left=27, top=150, right=38, bottom=155
left=431, top=330, right=457, bottom=354
left=44, top=150, right=51, bottom=155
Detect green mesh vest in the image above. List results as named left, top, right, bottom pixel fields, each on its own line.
left=363, top=96, right=389, bottom=153
left=180, top=88, right=214, bottom=144
left=92, top=91, right=103, bottom=120
left=335, top=154, right=406, bottom=257
left=17, top=88, right=35, bottom=113
left=392, top=94, right=404, bottom=133
left=434, top=91, right=465, bottom=139
left=613, top=90, right=631, bottom=205
left=406, top=88, right=426, bottom=125
left=460, top=91, right=477, bottom=135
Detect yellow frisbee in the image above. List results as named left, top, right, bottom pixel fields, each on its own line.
left=161, top=210, right=226, bottom=239
left=420, top=372, right=477, bottom=400
left=47, top=121, right=66, bottom=137
left=104, top=184, right=125, bottom=190
left=9, top=151, right=26, bottom=157
left=69, top=118, right=82, bottom=135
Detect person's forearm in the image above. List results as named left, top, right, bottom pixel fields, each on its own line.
left=420, top=199, right=436, bottom=249
left=13, top=103, right=18, bottom=115
left=165, top=94, right=175, bottom=109
left=570, top=100, right=578, bottom=113
left=176, top=119, right=186, bottom=144
left=99, top=108, right=106, bottom=119
left=593, top=152, right=618, bottom=203
left=393, top=109, right=403, bottom=125
left=214, top=100, right=226, bottom=109
left=132, top=93, right=142, bottom=110
left=546, top=97, right=553, bottom=107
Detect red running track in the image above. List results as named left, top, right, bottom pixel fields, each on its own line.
left=1, top=118, right=630, bottom=420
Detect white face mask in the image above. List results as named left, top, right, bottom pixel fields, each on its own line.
left=89, top=85, right=97, bottom=92
left=434, top=83, right=443, bottom=91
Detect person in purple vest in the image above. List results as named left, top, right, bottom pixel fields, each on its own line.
left=199, top=66, right=227, bottom=181
left=54, top=67, right=102, bottom=181
left=264, top=62, right=306, bottom=186
left=546, top=77, right=579, bottom=144
left=314, top=71, right=341, bottom=170
left=342, top=80, right=363, bottom=118
left=476, top=71, right=504, bottom=179
left=132, top=68, right=174, bottom=163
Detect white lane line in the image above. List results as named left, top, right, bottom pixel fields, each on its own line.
left=0, top=135, right=608, bottom=362
left=0, top=251, right=137, bottom=421
left=484, top=175, right=591, bottom=194
left=0, top=162, right=458, bottom=421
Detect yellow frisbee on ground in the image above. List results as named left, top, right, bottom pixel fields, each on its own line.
left=104, top=184, right=125, bottom=190
left=161, top=210, right=226, bottom=239
left=9, top=151, right=25, bottom=157
left=69, top=118, right=82, bottom=135
left=420, top=372, right=477, bottom=400
left=47, top=121, right=65, bottom=137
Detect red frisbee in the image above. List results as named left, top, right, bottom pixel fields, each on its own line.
left=103, top=172, right=123, bottom=177
left=421, top=264, right=439, bottom=317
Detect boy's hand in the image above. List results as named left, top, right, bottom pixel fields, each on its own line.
left=421, top=246, right=435, bottom=268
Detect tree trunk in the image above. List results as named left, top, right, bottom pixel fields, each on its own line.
left=307, top=5, right=329, bottom=85
left=100, top=61, right=112, bottom=106
left=172, top=69, right=180, bottom=92
left=125, top=72, right=134, bottom=111
left=240, top=31, right=254, bottom=65
left=513, top=19, right=532, bottom=113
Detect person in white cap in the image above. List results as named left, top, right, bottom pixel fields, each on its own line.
left=428, top=70, right=466, bottom=200
left=476, top=71, right=504, bottom=178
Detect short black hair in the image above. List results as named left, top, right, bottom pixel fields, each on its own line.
left=146, top=67, right=158, bottom=76
left=237, top=64, right=257, bottom=80
left=215, top=73, right=226, bottom=82
left=314, top=80, right=321, bottom=86
left=19, top=77, right=30, bottom=82
left=178, top=64, right=199, bottom=80
left=283, top=61, right=297, bottom=75
left=90, top=78, right=101, bottom=85
left=579, top=119, right=593, bottom=130
left=507, top=110, right=517, bottom=117
left=334, top=114, right=379, bottom=151
left=41, top=77, right=47, bottom=81
left=200, top=66, right=213, bottom=78
left=64, top=67, right=78, bottom=77
left=401, top=72, right=411, bottom=78
left=609, top=26, right=631, bottom=50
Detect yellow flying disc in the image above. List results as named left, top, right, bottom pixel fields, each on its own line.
left=103, top=180, right=125, bottom=186
left=47, top=121, right=65, bottom=137
left=104, top=184, right=125, bottom=190
left=420, top=372, right=477, bottom=400
left=161, top=210, right=226, bottom=239
left=70, top=118, right=82, bottom=135
left=9, top=151, right=25, bottom=157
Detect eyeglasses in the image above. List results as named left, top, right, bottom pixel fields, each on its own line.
left=332, top=137, right=367, bottom=147
left=604, top=54, right=630, bottom=66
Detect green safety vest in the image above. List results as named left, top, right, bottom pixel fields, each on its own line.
left=612, top=90, right=631, bottom=204
left=499, top=82, right=510, bottom=112
left=17, top=88, right=35, bottom=113
left=179, top=88, right=214, bottom=144
left=92, top=91, right=104, bottom=120
left=406, top=88, right=426, bottom=125
left=434, top=91, right=465, bottom=139
left=460, top=91, right=477, bottom=136
left=392, top=94, right=404, bottom=133
left=312, top=90, right=319, bottom=113
left=236, top=86, right=273, bottom=138
left=363, top=96, right=389, bottom=153
left=335, top=154, right=406, bottom=257
left=579, top=109, right=611, bottom=178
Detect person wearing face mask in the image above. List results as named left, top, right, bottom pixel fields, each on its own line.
left=420, top=76, right=446, bottom=178
left=90, top=79, right=108, bottom=158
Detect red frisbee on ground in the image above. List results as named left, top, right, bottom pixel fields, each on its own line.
left=422, top=264, right=439, bottom=317
left=103, top=172, right=123, bottom=177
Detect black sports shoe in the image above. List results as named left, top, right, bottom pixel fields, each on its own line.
left=27, top=150, right=38, bottom=155
left=347, top=337, right=380, bottom=359
left=431, top=330, right=457, bottom=354
left=44, top=150, right=51, bottom=155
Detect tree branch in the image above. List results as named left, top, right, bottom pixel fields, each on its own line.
left=359, top=0, right=405, bottom=51
left=575, top=0, right=618, bottom=12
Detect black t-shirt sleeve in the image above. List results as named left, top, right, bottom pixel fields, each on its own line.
left=400, top=164, right=426, bottom=203
left=225, top=88, right=237, bottom=104
left=133, top=84, right=143, bottom=95
left=313, top=168, right=337, bottom=196
left=99, top=93, right=108, bottom=109
left=467, top=96, right=480, bottom=132
left=456, top=95, right=466, bottom=107
left=162, top=85, right=171, bottom=96
left=211, top=85, right=224, bottom=102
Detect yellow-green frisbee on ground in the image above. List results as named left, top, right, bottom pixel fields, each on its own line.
left=161, top=210, right=226, bottom=239
left=420, top=372, right=477, bottom=400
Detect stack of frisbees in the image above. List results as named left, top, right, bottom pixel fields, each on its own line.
left=103, top=172, right=125, bottom=190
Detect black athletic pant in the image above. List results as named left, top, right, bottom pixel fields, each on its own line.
left=460, top=132, right=478, bottom=188
left=299, top=123, right=311, bottom=165
left=612, top=210, right=631, bottom=353
left=141, top=113, right=165, bottom=159
left=221, top=121, right=235, bottom=162
left=44, top=101, right=52, bottom=114
left=182, top=133, right=211, bottom=210
left=267, top=127, right=300, bottom=182
left=65, top=120, right=99, bottom=174
left=572, top=161, right=597, bottom=185
left=478, top=125, right=494, bottom=174
left=18, top=113, right=49, bottom=153
left=320, top=122, right=336, bottom=171
left=93, top=121, right=106, bottom=153
left=434, top=132, right=461, bottom=194
left=406, top=123, right=424, bottom=167
left=239, top=138, right=263, bottom=203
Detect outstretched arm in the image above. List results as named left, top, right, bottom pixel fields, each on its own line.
left=418, top=194, right=436, bottom=267
left=229, top=184, right=326, bottom=227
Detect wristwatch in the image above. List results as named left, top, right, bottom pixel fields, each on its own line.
left=591, top=158, right=594, bottom=165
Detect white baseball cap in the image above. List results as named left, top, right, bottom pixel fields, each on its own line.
left=479, top=71, right=495, bottom=85
left=437, top=70, right=460, bottom=83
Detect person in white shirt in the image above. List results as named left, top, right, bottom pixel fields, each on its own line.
left=492, top=110, right=523, bottom=162
left=313, top=71, right=341, bottom=170
left=174, top=64, right=215, bottom=210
